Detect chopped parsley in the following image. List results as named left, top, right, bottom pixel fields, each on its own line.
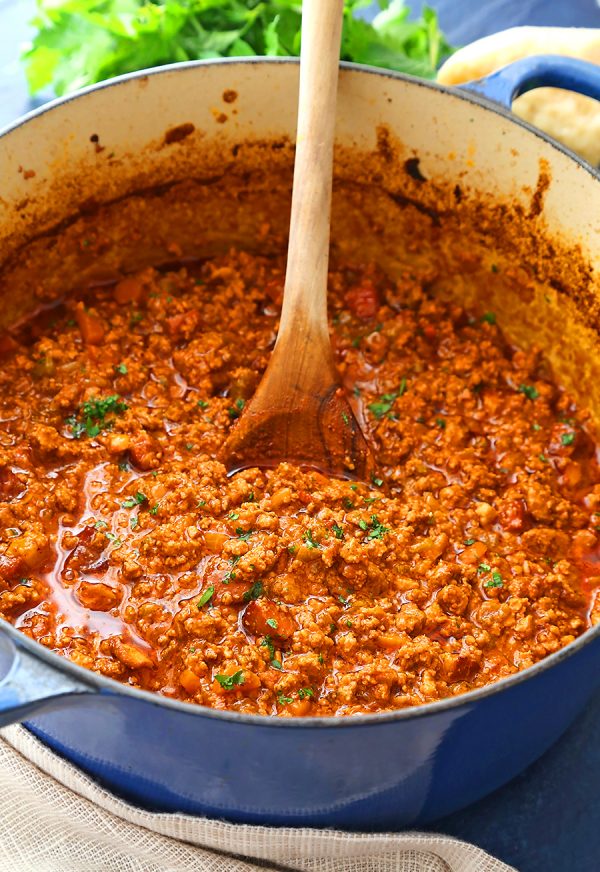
left=287, top=544, right=297, bottom=554
left=303, top=529, right=321, bottom=549
left=67, top=394, right=127, bottom=439
left=532, top=423, right=541, bottom=432
left=561, top=432, right=575, bottom=446
left=298, top=687, right=314, bottom=699
left=368, top=389, right=403, bottom=420
left=105, top=532, right=122, bottom=547
left=485, top=573, right=503, bottom=589
left=229, top=512, right=239, bottom=520
left=149, top=503, right=159, bottom=516
left=261, top=636, right=275, bottom=659
left=243, top=580, right=264, bottom=602
left=197, top=399, right=209, bottom=409
left=236, top=527, right=253, bottom=541
left=539, top=453, right=549, bottom=463
left=228, top=398, right=245, bottom=419
left=271, top=658, right=282, bottom=670
left=266, top=617, right=278, bottom=629
left=215, top=670, right=245, bottom=689
left=464, top=538, right=475, bottom=546
left=343, top=497, right=354, bottom=510
left=435, top=417, right=446, bottom=429
left=519, top=384, right=539, bottom=401
left=94, top=519, right=108, bottom=530
left=361, top=515, right=389, bottom=541
left=122, top=491, right=146, bottom=509
left=277, top=693, right=294, bottom=705
left=115, top=362, right=128, bottom=375
left=482, top=312, right=496, bottom=325
left=477, top=563, right=491, bottom=574
left=197, top=585, right=215, bottom=608
left=342, top=411, right=349, bottom=425
left=371, top=475, right=384, bottom=488
left=332, top=522, right=344, bottom=540
left=130, top=516, right=139, bottom=530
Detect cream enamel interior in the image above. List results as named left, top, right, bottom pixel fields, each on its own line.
left=0, top=60, right=599, bottom=418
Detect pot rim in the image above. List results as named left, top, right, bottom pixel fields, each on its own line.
left=1, top=56, right=600, bottom=729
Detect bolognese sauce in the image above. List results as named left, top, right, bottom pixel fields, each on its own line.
left=0, top=249, right=599, bottom=716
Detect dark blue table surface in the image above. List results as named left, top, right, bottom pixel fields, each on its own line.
left=1, top=2, right=600, bottom=870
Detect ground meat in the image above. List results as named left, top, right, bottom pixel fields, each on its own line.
left=0, top=250, right=597, bottom=716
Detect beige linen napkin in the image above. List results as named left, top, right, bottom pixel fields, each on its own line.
left=0, top=725, right=516, bottom=872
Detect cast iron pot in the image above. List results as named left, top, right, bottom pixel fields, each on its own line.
left=0, top=56, right=600, bottom=829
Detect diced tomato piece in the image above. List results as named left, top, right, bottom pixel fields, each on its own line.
left=345, top=279, right=380, bottom=320
left=113, top=277, right=143, bottom=305
left=75, top=302, right=105, bottom=345
left=498, top=499, right=529, bottom=533
left=242, top=599, right=296, bottom=641
left=165, top=309, right=200, bottom=340
left=0, top=334, right=18, bottom=358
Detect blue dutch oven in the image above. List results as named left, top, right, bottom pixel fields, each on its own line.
left=0, top=54, right=600, bottom=828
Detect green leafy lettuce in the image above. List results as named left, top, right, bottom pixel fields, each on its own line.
left=22, top=0, right=454, bottom=96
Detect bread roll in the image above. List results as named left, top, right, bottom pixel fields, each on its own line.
left=437, top=27, right=600, bottom=166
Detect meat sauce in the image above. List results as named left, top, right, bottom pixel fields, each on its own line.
left=1, top=250, right=599, bottom=716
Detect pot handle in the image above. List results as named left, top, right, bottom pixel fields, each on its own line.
left=461, top=55, right=600, bottom=108
left=0, top=630, right=96, bottom=727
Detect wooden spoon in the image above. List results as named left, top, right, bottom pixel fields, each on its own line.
left=224, top=0, right=373, bottom=481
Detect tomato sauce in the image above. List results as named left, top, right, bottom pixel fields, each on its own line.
left=0, top=251, right=599, bottom=716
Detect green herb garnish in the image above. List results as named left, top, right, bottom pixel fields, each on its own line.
left=122, top=491, right=146, bottom=509
left=303, top=529, right=321, bottom=549
left=215, top=670, right=245, bottom=690
left=561, top=432, right=575, bottom=446
left=266, top=617, right=278, bottom=629
left=368, top=391, right=400, bottom=420
left=519, top=384, right=539, bottom=401
left=228, top=398, right=245, bottom=419
left=197, top=585, right=215, bottom=608
left=332, top=522, right=344, bottom=540
left=485, top=573, right=503, bottom=589
left=361, top=515, right=389, bottom=541
left=243, top=580, right=264, bottom=602
left=67, top=394, right=127, bottom=439
left=23, top=1, right=453, bottom=98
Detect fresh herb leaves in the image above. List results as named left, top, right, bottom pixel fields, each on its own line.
left=243, top=580, right=264, bottom=602
left=519, top=384, right=539, bottom=401
left=122, top=491, right=146, bottom=508
left=215, top=670, right=245, bottom=689
left=67, top=394, right=127, bottom=439
left=23, top=1, right=454, bottom=98
left=197, top=585, right=215, bottom=608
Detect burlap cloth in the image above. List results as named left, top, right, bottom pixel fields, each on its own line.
left=0, top=724, right=517, bottom=872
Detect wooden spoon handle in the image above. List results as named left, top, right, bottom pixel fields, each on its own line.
left=277, top=0, right=344, bottom=346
